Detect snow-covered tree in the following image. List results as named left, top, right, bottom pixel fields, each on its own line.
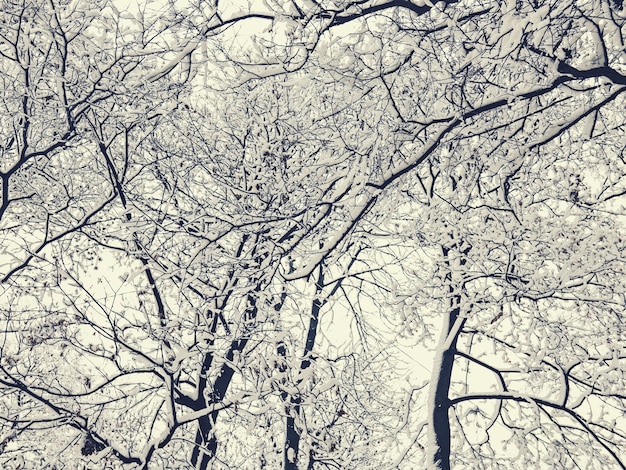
left=1, top=0, right=625, bottom=469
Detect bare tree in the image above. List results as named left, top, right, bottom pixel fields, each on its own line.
left=1, top=0, right=625, bottom=469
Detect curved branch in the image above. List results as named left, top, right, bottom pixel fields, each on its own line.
left=450, top=392, right=626, bottom=469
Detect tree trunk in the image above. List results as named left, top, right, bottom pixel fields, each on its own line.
left=428, top=244, right=468, bottom=470
left=284, top=406, right=302, bottom=470
left=191, top=292, right=258, bottom=469
left=283, top=266, right=324, bottom=470
left=190, top=337, right=248, bottom=469
left=428, top=304, right=461, bottom=470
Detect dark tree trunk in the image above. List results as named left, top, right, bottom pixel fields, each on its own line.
left=190, top=337, right=248, bottom=469
left=191, top=290, right=258, bottom=468
left=283, top=267, right=324, bottom=470
left=430, top=303, right=462, bottom=470
left=429, top=244, right=469, bottom=470
left=283, top=407, right=302, bottom=470
left=190, top=234, right=264, bottom=468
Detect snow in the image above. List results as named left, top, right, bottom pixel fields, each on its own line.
left=146, top=38, right=201, bottom=82
left=3, top=1, right=626, bottom=468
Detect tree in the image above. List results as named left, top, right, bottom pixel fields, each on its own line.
left=1, top=0, right=626, bottom=469
left=383, top=147, right=626, bottom=468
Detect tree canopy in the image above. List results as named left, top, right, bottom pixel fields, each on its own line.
left=0, top=1, right=625, bottom=469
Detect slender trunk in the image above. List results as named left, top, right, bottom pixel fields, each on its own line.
left=428, top=301, right=462, bottom=470
left=283, top=402, right=302, bottom=470
left=190, top=337, right=248, bottom=468
left=428, top=244, right=469, bottom=470
left=283, top=266, right=324, bottom=470
left=190, top=235, right=260, bottom=468
left=190, top=311, right=255, bottom=469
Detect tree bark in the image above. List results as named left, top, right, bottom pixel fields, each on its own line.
left=190, top=235, right=262, bottom=468
left=190, top=337, right=248, bottom=469
left=428, top=244, right=468, bottom=470
left=191, top=292, right=259, bottom=468
left=283, top=266, right=324, bottom=470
